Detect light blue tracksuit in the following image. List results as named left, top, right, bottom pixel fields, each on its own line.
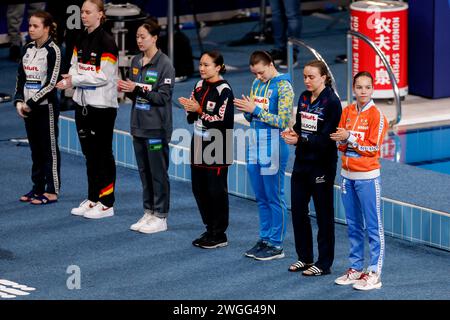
left=244, top=73, right=293, bottom=247
left=341, top=176, right=385, bottom=274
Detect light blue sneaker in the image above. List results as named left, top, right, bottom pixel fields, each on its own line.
left=253, top=245, right=285, bottom=261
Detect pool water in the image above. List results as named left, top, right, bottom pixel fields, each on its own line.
left=381, top=125, right=450, bottom=175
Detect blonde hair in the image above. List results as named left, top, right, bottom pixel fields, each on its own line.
left=84, top=0, right=106, bottom=24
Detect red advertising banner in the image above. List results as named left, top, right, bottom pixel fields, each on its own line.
left=351, top=1, right=408, bottom=98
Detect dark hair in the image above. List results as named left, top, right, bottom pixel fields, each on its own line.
left=140, top=17, right=161, bottom=37
left=304, top=60, right=332, bottom=87
left=353, top=71, right=374, bottom=86
left=249, top=50, right=273, bottom=66
left=201, top=50, right=226, bottom=74
left=30, top=11, right=57, bottom=42
left=84, top=0, right=106, bottom=24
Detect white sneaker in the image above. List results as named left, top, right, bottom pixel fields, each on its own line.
left=353, top=271, right=382, bottom=291
left=71, top=199, right=96, bottom=216
left=138, top=216, right=167, bottom=234
left=130, top=212, right=154, bottom=231
left=83, top=202, right=114, bottom=219
left=335, top=268, right=364, bottom=285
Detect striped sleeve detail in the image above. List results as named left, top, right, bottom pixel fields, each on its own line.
left=32, top=43, right=61, bottom=103
left=101, top=52, right=117, bottom=64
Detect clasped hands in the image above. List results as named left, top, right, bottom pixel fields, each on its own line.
left=178, top=96, right=201, bottom=113
left=233, top=95, right=256, bottom=114
left=330, top=127, right=350, bottom=142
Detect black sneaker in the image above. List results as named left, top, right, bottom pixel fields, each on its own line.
left=192, top=232, right=209, bottom=247
left=253, top=245, right=285, bottom=261
left=197, top=234, right=228, bottom=249
left=268, top=48, right=286, bottom=64
left=244, top=240, right=268, bottom=258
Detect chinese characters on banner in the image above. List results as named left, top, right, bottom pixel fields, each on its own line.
left=350, top=2, right=408, bottom=98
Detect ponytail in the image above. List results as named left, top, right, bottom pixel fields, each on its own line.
left=50, top=22, right=58, bottom=41
left=201, top=50, right=227, bottom=75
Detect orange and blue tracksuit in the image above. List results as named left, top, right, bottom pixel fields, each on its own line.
left=337, top=100, right=388, bottom=274
left=243, top=73, right=293, bottom=247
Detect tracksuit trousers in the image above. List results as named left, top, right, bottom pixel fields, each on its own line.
left=191, top=165, right=229, bottom=237
left=24, top=103, right=60, bottom=195
left=247, top=135, right=289, bottom=247
left=75, top=104, right=117, bottom=208
left=133, top=136, right=170, bottom=218
left=341, top=176, right=385, bottom=274
left=291, top=164, right=336, bottom=271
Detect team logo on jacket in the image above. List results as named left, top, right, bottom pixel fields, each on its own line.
left=90, top=52, right=97, bottom=64
left=350, top=130, right=365, bottom=141
left=254, top=96, right=268, bottom=111
left=300, top=111, right=318, bottom=132
left=145, top=70, right=158, bottom=84
left=24, top=65, right=39, bottom=71
left=78, top=63, right=96, bottom=75
left=315, top=175, right=326, bottom=184
left=132, top=67, right=139, bottom=75
left=267, top=89, right=273, bottom=98
left=206, top=101, right=216, bottom=112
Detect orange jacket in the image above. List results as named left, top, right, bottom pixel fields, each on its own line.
left=337, top=100, right=388, bottom=180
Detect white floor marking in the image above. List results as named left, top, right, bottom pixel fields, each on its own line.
left=0, top=280, right=36, bottom=299
left=0, top=279, right=36, bottom=291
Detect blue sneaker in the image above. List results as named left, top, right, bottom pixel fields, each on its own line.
left=244, top=240, right=268, bottom=258
left=253, top=245, right=285, bottom=261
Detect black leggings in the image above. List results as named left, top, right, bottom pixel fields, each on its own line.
left=291, top=164, right=336, bottom=270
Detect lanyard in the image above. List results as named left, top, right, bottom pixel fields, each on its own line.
left=253, top=79, right=272, bottom=101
